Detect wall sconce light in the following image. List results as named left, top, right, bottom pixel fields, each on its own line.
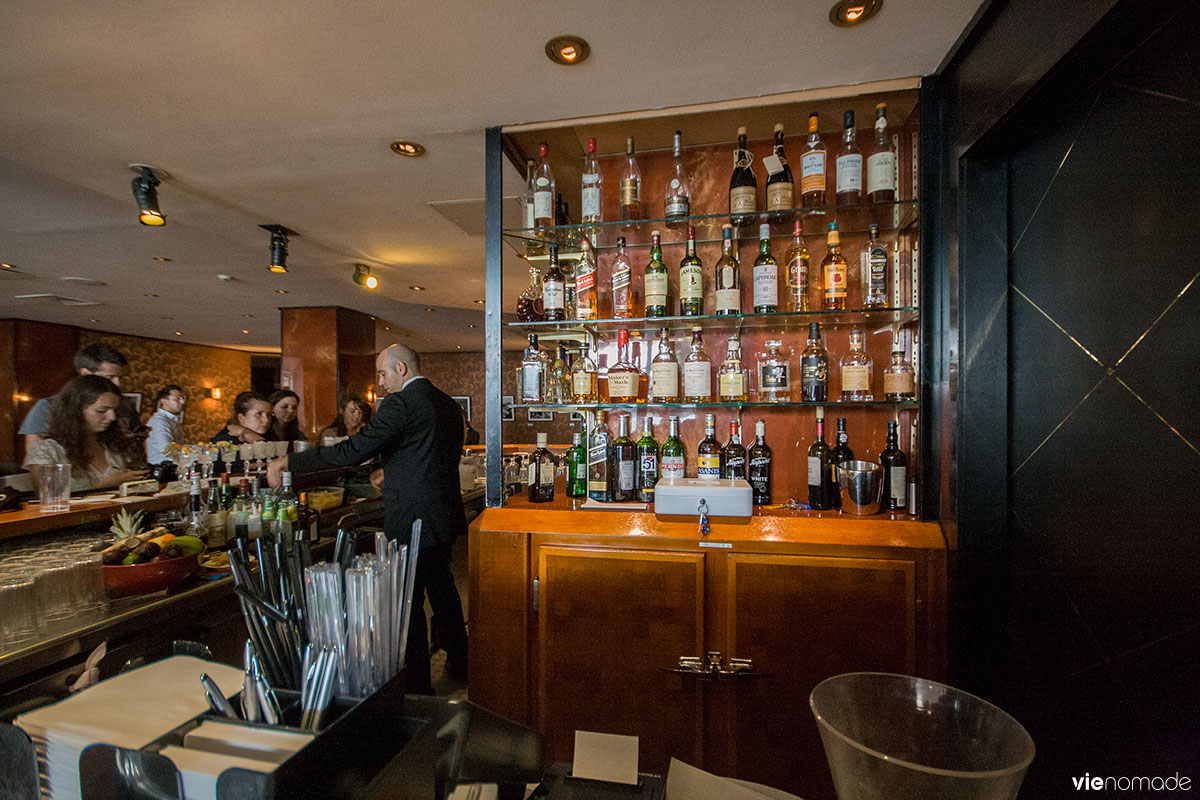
left=130, top=164, right=166, bottom=226
left=353, top=263, right=378, bottom=289
left=207, top=387, right=222, bottom=400
left=261, top=225, right=293, bottom=273
left=365, top=386, right=377, bottom=404
left=12, top=393, right=32, bottom=404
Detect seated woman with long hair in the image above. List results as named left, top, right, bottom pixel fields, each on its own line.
left=318, top=396, right=373, bottom=443
left=268, top=389, right=306, bottom=449
left=211, top=391, right=272, bottom=474
left=23, top=375, right=148, bottom=490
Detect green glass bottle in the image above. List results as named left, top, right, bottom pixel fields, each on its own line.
left=608, top=415, right=637, bottom=502
left=679, top=226, right=704, bottom=316
left=660, top=415, right=686, bottom=479
left=644, top=231, right=669, bottom=317
left=752, top=222, right=779, bottom=313
left=635, top=416, right=659, bottom=503
left=566, top=431, right=587, bottom=498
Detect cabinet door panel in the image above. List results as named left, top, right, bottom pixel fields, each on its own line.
left=716, top=553, right=915, bottom=800
left=535, top=545, right=705, bottom=773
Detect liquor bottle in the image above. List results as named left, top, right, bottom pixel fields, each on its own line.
left=581, top=137, right=602, bottom=224
left=717, top=336, right=749, bottom=403
left=587, top=409, right=611, bottom=502
left=664, top=130, right=691, bottom=226
left=752, top=222, right=778, bottom=313
left=839, top=328, right=874, bottom=401
left=682, top=326, right=712, bottom=403
left=527, top=433, right=556, bottom=503
left=784, top=220, right=810, bottom=312
left=748, top=419, right=772, bottom=504
left=660, top=415, right=686, bottom=479
left=828, top=418, right=854, bottom=510
left=649, top=328, right=680, bottom=403
left=720, top=420, right=747, bottom=480
left=632, top=339, right=649, bottom=404
left=521, top=333, right=545, bottom=403
left=714, top=224, right=741, bottom=315
left=679, top=226, right=704, bottom=316
left=523, top=158, right=535, bottom=230
left=800, top=322, right=829, bottom=401
left=866, top=103, right=896, bottom=203
left=756, top=339, right=791, bottom=402
left=574, top=237, right=598, bottom=320
left=564, top=256, right=577, bottom=320
left=765, top=123, right=795, bottom=222
left=566, top=432, right=587, bottom=498
left=571, top=342, right=599, bottom=402
left=611, top=236, right=635, bottom=319
left=524, top=158, right=543, bottom=256
left=619, top=137, right=642, bottom=221
left=533, top=142, right=555, bottom=228
left=800, top=112, right=827, bottom=208
left=189, top=474, right=207, bottom=536
left=548, top=344, right=570, bottom=404
left=883, top=348, right=917, bottom=400
left=219, top=472, right=234, bottom=509
left=821, top=222, right=848, bottom=311
left=863, top=224, right=889, bottom=308
left=835, top=111, right=863, bottom=204
left=643, top=231, right=669, bottom=317
left=696, top=414, right=721, bottom=480
left=607, top=328, right=640, bottom=403
left=879, top=420, right=908, bottom=511
left=516, top=264, right=545, bottom=322
left=554, top=193, right=568, bottom=226
left=729, top=126, right=758, bottom=227
left=807, top=409, right=833, bottom=510
left=542, top=243, right=566, bottom=321
left=609, top=415, right=637, bottom=502
left=635, top=416, right=659, bottom=503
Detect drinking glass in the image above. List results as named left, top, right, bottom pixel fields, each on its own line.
left=0, top=577, right=38, bottom=650
left=33, top=463, right=71, bottom=512
left=238, top=443, right=255, bottom=474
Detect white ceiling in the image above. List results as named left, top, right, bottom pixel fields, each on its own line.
left=0, top=0, right=984, bottom=354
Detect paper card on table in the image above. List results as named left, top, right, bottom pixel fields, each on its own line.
left=666, top=757, right=797, bottom=800
left=572, top=730, right=639, bottom=785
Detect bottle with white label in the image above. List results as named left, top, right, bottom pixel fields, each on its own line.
left=542, top=244, right=566, bottom=321
left=682, top=326, right=712, bottom=403
left=765, top=122, right=794, bottom=223
left=878, top=420, right=908, bottom=510
left=521, top=333, right=546, bottom=403
left=752, top=222, right=778, bottom=313
left=528, top=433, right=556, bottom=503
left=866, top=103, right=896, bottom=203
left=664, top=130, right=691, bottom=227
left=611, top=237, right=635, bottom=318
left=835, top=111, right=863, bottom=204
left=635, top=417, right=659, bottom=503
left=717, top=336, right=749, bottom=403
left=729, top=126, right=758, bottom=227
left=608, top=415, right=637, bottom=501
left=807, top=408, right=833, bottom=510
left=714, top=224, right=741, bottom=316
left=679, top=226, right=704, bottom=316
left=607, top=328, right=641, bottom=403
left=574, top=237, right=598, bottom=320
left=649, top=328, right=680, bottom=403
left=533, top=142, right=555, bottom=227
left=660, top=416, right=686, bottom=479
left=801, top=113, right=827, bottom=208
left=570, top=342, right=599, bottom=402
left=839, top=328, right=874, bottom=401
left=643, top=231, right=669, bottom=317
left=696, top=414, right=721, bottom=481
left=883, top=348, right=916, bottom=400
left=620, top=138, right=642, bottom=221
left=581, top=137, right=602, bottom=223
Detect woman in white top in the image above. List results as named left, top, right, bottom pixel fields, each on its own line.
left=23, top=375, right=147, bottom=490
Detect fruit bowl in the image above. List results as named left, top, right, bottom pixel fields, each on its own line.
left=103, top=554, right=201, bottom=595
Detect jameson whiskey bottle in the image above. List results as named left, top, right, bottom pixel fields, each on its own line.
left=800, top=322, right=829, bottom=401
left=609, top=415, right=637, bottom=502
left=528, top=433, right=556, bottom=503
left=679, top=226, right=704, bottom=316
left=729, top=126, right=758, bottom=227
left=566, top=432, right=586, bottom=498
left=748, top=419, right=772, bottom=504
left=664, top=130, right=691, bottom=226
left=714, top=224, right=741, bottom=316
left=720, top=420, right=747, bottom=480
left=800, top=112, right=827, bottom=208
left=879, top=420, right=908, bottom=510
left=643, top=231, right=669, bottom=317
left=649, top=328, right=680, bottom=403
left=752, top=222, right=778, bottom=313
left=765, top=122, right=795, bottom=223
left=821, top=222, right=848, bottom=311
left=784, top=220, right=810, bottom=312
left=807, top=408, right=833, bottom=510
left=828, top=417, right=854, bottom=510
left=660, top=415, right=686, bottom=479
left=587, top=409, right=611, bottom=502
left=635, top=416, right=659, bottom=503
left=620, top=137, right=642, bottom=221
left=696, top=414, right=721, bottom=481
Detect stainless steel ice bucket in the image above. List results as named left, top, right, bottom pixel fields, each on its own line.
left=837, top=460, right=883, bottom=515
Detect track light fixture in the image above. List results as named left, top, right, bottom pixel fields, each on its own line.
left=260, top=224, right=293, bottom=273
left=353, top=263, right=378, bottom=290
left=130, top=165, right=165, bottom=226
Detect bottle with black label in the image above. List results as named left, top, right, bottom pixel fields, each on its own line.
left=635, top=417, right=659, bottom=503
left=828, top=417, right=855, bottom=510
left=696, top=414, right=721, bottom=481
left=609, top=415, right=637, bottom=502
left=542, top=244, right=566, bottom=321
left=720, top=420, right=747, bottom=480
left=729, top=126, right=758, bottom=227
left=806, top=409, right=832, bottom=510
left=800, top=322, right=829, bottom=401
left=660, top=416, right=686, bottom=479
left=748, top=419, right=772, bottom=505
left=864, top=224, right=889, bottom=308
left=528, top=433, right=556, bottom=503
left=879, top=420, right=908, bottom=511
left=765, top=123, right=794, bottom=223
left=587, top=409, right=611, bottom=502
left=756, top=339, right=791, bottom=403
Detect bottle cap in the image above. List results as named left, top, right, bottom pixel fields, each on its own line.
left=618, top=328, right=629, bottom=346
left=587, top=137, right=596, bottom=153
left=827, top=221, right=839, bottom=232
left=737, top=126, right=747, bottom=137
left=573, top=432, right=582, bottom=444
left=625, top=137, right=634, bottom=154
left=843, top=110, right=855, bottom=128
left=875, top=102, right=887, bottom=118
left=652, top=231, right=661, bottom=243
left=794, top=219, right=803, bottom=235
left=617, top=236, right=626, bottom=247
left=537, top=433, right=548, bottom=447
left=869, top=223, right=879, bottom=235
left=774, top=122, right=783, bottom=134
left=809, top=321, right=821, bottom=337
left=687, top=225, right=696, bottom=239
left=808, top=113, right=819, bottom=132
left=539, top=142, right=548, bottom=157
left=759, top=223, right=770, bottom=240
left=529, top=333, right=538, bottom=346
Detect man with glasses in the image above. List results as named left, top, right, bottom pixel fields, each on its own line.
left=20, top=342, right=132, bottom=455
left=145, top=385, right=187, bottom=464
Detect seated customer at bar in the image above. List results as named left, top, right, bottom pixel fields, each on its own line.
left=211, top=391, right=272, bottom=474
left=268, top=389, right=305, bottom=450
left=317, top=395, right=373, bottom=443
left=22, top=375, right=148, bottom=490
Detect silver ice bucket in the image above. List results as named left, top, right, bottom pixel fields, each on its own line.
left=838, top=460, right=883, bottom=515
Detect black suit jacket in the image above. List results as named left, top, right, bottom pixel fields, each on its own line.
left=289, top=377, right=467, bottom=548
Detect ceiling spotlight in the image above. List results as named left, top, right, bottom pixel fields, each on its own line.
left=424, top=307, right=434, bottom=312
left=473, top=299, right=485, bottom=305
left=353, top=263, right=378, bottom=290
left=390, top=140, right=426, bottom=157
left=243, top=314, right=254, bottom=318
left=468, top=324, right=476, bottom=329
left=545, top=34, right=590, bottom=65
left=829, top=0, right=881, bottom=26
left=276, top=289, right=289, bottom=294
left=409, top=285, right=425, bottom=291
left=174, top=330, right=183, bottom=336
left=241, top=330, right=249, bottom=334
left=2, top=263, right=17, bottom=270
left=130, top=165, right=166, bottom=226
left=143, top=293, right=159, bottom=298
left=260, top=224, right=293, bottom=273
left=153, top=256, right=172, bottom=262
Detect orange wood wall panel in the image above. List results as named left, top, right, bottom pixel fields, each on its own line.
left=280, top=307, right=339, bottom=440
left=0, top=320, right=15, bottom=463
left=335, top=307, right=377, bottom=429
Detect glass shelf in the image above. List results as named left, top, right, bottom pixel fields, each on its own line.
left=504, top=200, right=918, bottom=255
left=514, top=400, right=917, bottom=410
left=507, top=307, right=918, bottom=339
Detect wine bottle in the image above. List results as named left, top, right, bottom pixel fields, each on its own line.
left=644, top=231, right=669, bottom=317
left=664, top=130, right=691, bottom=226
left=660, top=416, right=686, bottom=479
left=807, top=409, right=832, bottom=510
left=821, top=222, right=847, bottom=311
left=611, top=236, right=635, bottom=318
left=748, top=419, right=772, bottom=504
left=835, top=111, right=862, bottom=204
left=566, top=432, right=587, bottom=498
left=533, top=142, right=555, bottom=227
left=587, top=409, right=611, bottom=502
left=828, top=417, right=854, bottom=510
left=720, top=420, right=747, bottom=480
left=752, top=222, right=778, bottom=313
left=609, top=415, right=637, bottom=502
left=696, top=414, right=721, bottom=481
left=679, top=226, right=704, bottom=316
left=714, top=224, right=741, bottom=315
left=729, top=126, right=758, bottom=227
left=800, top=322, right=829, bottom=402
left=866, top=103, right=896, bottom=203
left=635, top=416, right=659, bottom=503
left=765, top=122, right=795, bottom=223
left=528, top=433, right=556, bottom=503
left=581, top=137, right=602, bottom=224
left=879, top=420, right=908, bottom=511
left=800, top=113, right=827, bottom=208
left=542, top=244, right=566, bottom=321
left=620, top=137, right=642, bottom=221
left=784, top=220, right=810, bottom=312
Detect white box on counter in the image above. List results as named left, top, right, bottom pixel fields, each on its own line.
left=653, top=478, right=752, bottom=518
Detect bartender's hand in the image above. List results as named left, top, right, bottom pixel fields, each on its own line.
left=266, top=455, right=289, bottom=488
left=93, top=468, right=149, bottom=489
left=370, top=468, right=384, bottom=490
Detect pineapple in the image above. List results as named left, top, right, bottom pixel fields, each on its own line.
left=109, top=509, right=145, bottom=539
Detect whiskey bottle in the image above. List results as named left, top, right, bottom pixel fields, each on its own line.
left=528, top=433, right=556, bottom=503
left=720, top=420, right=747, bottom=480
left=521, top=333, right=546, bottom=403
left=729, top=126, right=758, bottom=227
left=864, top=224, right=889, bottom=308
left=566, top=432, right=587, bottom=498
left=644, top=231, right=669, bottom=317
left=682, top=326, right=713, bottom=403
left=548, top=344, right=570, bottom=404
left=649, top=328, right=680, bottom=403
left=714, top=224, right=741, bottom=316
left=619, top=137, right=642, bottom=222
left=523, top=158, right=542, bottom=256
left=800, top=322, right=829, bottom=401
left=807, top=408, right=833, bottom=510
left=756, top=339, right=791, bottom=402
left=587, top=409, right=611, bottom=502
left=835, top=110, right=862, bottom=204
left=574, top=236, right=598, bottom=320
left=752, top=222, right=778, bottom=313
left=828, top=417, right=855, bottom=510
left=516, top=264, right=545, bottom=322
left=660, top=415, right=686, bottom=479
left=542, top=244, right=566, bottom=321
left=679, top=226, right=704, bottom=316
left=635, top=416, right=659, bottom=503
left=607, top=328, right=641, bottom=403
left=717, top=335, right=749, bottom=403
left=581, top=137, right=602, bottom=224
left=609, top=415, right=637, bottom=502
left=800, top=112, right=827, bottom=208
left=696, top=414, right=721, bottom=481
left=821, top=222, right=848, bottom=311
left=611, top=236, right=635, bottom=319
left=879, top=420, right=908, bottom=510
left=533, top=142, right=556, bottom=229
left=866, top=103, right=896, bottom=204
left=883, top=348, right=916, bottom=400
left=784, top=220, right=810, bottom=312
left=664, top=130, right=691, bottom=226
left=570, top=342, right=599, bottom=403
left=748, top=419, right=772, bottom=504
left=839, top=328, right=874, bottom=401
left=765, top=122, right=795, bottom=223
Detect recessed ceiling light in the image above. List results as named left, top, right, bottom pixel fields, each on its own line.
left=409, top=285, right=425, bottom=291
left=1, top=263, right=16, bottom=270
left=153, top=256, right=172, bottom=262
left=89, top=318, right=100, bottom=323
left=390, top=140, right=426, bottom=157
left=276, top=289, right=289, bottom=294
left=468, top=324, right=476, bottom=329
left=545, top=34, right=590, bottom=65
left=384, top=326, right=390, bottom=331
left=241, top=329, right=249, bottom=334
left=424, top=307, right=434, bottom=312
left=456, top=345, right=462, bottom=350
left=473, top=299, right=485, bottom=305
left=143, top=293, right=158, bottom=298
left=174, top=330, right=182, bottom=336
left=829, top=0, right=881, bottom=26
left=243, top=314, right=253, bottom=318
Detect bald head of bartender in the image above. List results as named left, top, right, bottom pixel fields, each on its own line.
left=375, top=344, right=421, bottom=396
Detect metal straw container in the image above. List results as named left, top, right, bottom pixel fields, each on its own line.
left=837, top=461, right=884, bottom=515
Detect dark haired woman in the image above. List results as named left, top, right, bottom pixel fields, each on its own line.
left=212, top=391, right=272, bottom=474
left=268, top=389, right=305, bottom=449
left=23, top=375, right=147, bottom=490
left=318, top=396, right=373, bottom=443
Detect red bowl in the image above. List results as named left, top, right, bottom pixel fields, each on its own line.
left=103, top=554, right=201, bottom=595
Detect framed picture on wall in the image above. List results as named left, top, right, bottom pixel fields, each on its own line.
left=122, top=392, right=142, bottom=414
left=501, top=396, right=515, bottom=422
left=527, top=409, right=553, bottom=422
left=569, top=411, right=585, bottom=423
left=452, top=396, right=471, bottom=421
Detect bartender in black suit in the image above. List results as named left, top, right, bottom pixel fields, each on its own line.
left=265, top=344, right=469, bottom=694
